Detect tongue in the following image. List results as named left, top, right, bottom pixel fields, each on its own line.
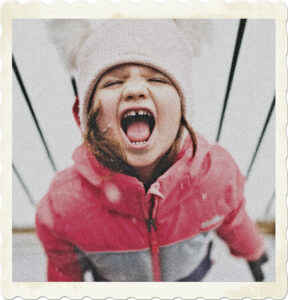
left=126, top=121, right=151, bottom=142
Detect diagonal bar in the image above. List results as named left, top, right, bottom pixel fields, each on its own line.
left=246, top=95, right=275, bottom=179
left=71, top=77, right=78, bottom=97
left=12, top=55, right=57, bottom=172
left=216, top=19, right=247, bottom=142
left=13, top=162, right=36, bottom=207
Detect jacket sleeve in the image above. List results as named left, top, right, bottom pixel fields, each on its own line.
left=216, top=198, right=265, bottom=261
left=36, top=194, right=83, bottom=281
left=215, top=149, right=265, bottom=261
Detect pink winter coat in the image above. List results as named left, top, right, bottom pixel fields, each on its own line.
left=36, top=133, right=265, bottom=281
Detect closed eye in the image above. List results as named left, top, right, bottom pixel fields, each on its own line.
left=148, top=78, right=169, bottom=84
left=102, top=80, right=123, bottom=88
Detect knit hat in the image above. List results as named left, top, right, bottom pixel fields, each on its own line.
left=75, top=19, right=194, bottom=132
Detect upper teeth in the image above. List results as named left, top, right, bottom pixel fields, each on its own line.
left=123, top=110, right=152, bottom=119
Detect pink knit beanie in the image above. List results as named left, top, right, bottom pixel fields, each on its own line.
left=76, top=19, right=194, bottom=132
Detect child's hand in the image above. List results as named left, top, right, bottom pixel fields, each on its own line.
left=247, top=252, right=269, bottom=281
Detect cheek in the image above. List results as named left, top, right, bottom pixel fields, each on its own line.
left=93, top=94, right=118, bottom=129
left=159, top=92, right=181, bottom=128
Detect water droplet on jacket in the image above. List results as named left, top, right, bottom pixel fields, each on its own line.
left=104, top=183, right=122, bottom=204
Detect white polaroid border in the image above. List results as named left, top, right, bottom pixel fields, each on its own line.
left=1, top=1, right=287, bottom=299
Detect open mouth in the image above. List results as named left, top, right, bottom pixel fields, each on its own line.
left=121, top=109, right=155, bottom=145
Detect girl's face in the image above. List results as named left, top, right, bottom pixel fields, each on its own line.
left=92, top=64, right=181, bottom=179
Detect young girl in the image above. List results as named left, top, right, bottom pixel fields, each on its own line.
left=36, top=19, right=266, bottom=282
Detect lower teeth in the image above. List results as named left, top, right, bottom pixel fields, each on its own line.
left=131, top=141, right=147, bottom=145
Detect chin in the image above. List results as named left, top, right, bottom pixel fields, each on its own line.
left=126, top=155, right=159, bottom=169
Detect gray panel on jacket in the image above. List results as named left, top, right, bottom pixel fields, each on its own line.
left=86, top=249, right=153, bottom=281
left=160, top=233, right=212, bottom=281
left=81, top=233, right=211, bottom=281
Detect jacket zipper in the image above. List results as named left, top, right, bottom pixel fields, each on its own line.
left=145, top=195, right=161, bottom=282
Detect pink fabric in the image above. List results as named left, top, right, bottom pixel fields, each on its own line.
left=36, top=133, right=265, bottom=281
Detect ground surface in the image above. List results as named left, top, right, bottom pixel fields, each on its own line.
left=12, top=232, right=275, bottom=282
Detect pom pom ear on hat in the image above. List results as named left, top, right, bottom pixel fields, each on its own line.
left=174, top=19, right=212, bottom=56
left=46, top=19, right=92, bottom=75
left=46, top=19, right=92, bottom=128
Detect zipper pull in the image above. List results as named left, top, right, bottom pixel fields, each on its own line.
left=146, top=217, right=159, bottom=255
left=146, top=217, right=157, bottom=232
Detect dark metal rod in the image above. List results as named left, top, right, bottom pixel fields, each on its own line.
left=246, top=96, right=275, bottom=179
left=216, top=19, right=247, bottom=142
left=12, top=162, right=36, bottom=207
left=71, top=76, right=78, bottom=97
left=12, top=54, right=57, bottom=172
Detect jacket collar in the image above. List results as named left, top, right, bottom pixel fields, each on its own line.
left=72, top=133, right=211, bottom=218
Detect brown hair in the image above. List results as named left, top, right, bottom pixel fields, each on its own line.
left=83, top=98, right=197, bottom=182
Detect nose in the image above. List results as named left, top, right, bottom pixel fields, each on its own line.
left=122, top=82, right=148, bottom=101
